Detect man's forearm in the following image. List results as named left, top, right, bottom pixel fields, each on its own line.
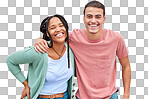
left=122, top=64, right=131, bottom=97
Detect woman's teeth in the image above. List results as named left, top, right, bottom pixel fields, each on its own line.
left=56, top=33, right=63, bottom=37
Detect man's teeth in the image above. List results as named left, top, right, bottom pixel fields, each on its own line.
left=90, top=25, right=98, bottom=27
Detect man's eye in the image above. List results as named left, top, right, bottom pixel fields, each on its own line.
left=96, top=16, right=101, bottom=19
left=96, top=15, right=102, bottom=19
left=87, top=15, right=92, bottom=19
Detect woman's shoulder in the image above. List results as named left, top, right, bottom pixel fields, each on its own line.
left=24, top=46, right=47, bottom=59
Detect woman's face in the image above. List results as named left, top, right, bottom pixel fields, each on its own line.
left=47, top=17, right=67, bottom=44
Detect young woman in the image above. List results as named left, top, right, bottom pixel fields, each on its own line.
left=6, top=14, right=75, bottom=99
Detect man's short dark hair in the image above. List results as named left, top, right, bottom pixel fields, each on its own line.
left=83, top=1, right=105, bottom=16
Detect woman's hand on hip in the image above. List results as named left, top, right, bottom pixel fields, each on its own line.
left=21, top=85, right=30, bottom=99
left=21, top=80, right=30, bottom=99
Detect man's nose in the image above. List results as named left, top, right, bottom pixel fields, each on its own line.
left=91, top=17, right=97, bottom=23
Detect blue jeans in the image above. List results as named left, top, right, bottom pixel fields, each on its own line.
left=37, top=91, right=68, bottom=99
left=76, top=92, right=118, bottom=99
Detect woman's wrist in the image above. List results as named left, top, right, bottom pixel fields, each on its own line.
left=22, top=80, right=29, bottom=87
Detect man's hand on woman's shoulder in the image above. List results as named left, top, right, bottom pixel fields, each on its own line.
left=34, top=37, right=49, bottom=53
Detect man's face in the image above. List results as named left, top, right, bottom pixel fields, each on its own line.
left=83, top=7, right=105, bottom=35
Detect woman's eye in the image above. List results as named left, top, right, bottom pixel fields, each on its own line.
left=59, top=24, right=64, bottom=27
left=50, top=27, right=55, bottom=29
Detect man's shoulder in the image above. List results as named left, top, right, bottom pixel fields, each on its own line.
left=104, top=28, right=117, bottom=34
left=104, top=29, right=121, bottom=37
left=69, top=29, right=86, bottom=41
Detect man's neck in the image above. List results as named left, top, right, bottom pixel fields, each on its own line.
left=86, top=29, right=103, bottom=41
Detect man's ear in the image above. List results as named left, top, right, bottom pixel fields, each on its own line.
left=83, top=16, right=85, bottom=23
left=103, top=16, right=106, bottom=24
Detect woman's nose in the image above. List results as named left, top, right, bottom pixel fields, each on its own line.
left=56, top=27, right=61, bottom=32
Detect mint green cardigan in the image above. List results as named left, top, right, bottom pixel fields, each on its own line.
left=6, top=44, right=76, bottom=99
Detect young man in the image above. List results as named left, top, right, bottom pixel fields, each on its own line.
left=34, top=1, right=131, bottom=99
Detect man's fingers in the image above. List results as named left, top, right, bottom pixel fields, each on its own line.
left=34, top=46, right=39, bottom=53
left=34, top=41, right=48, bottom=53
left=44, top=41, right=49, bottom=49
left=37, top=42, right=48, bottom=53
left=36, top=45, right=45, bottom=53
left=40, top=41, right=48, bottom=52
left=34, top=38, right=49, bottom=53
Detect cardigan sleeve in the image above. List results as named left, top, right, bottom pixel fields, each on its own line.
left=6, top=46, right=38, bottom=83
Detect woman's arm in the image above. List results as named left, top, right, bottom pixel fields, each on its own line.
left=21, top=80, right=30, bottom=99
left=6, top=47, right=36, bottom=83
left=6, top=47, right=37, bottom=99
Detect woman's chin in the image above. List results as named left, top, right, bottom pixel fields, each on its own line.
left=53, top=39, right=66, bottom=44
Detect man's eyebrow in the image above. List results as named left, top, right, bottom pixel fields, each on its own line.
left=86, top=14, right=102, bottom=16
left=86, top=14, right=92, bottom=16
left=95, top=14, right=102, bottom=16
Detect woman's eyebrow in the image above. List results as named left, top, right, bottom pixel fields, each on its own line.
left=49, top=23, right=63, bottom=28
left=58, top=23, right=63, bottom=25
left=49, top=25, right=55, bottom=28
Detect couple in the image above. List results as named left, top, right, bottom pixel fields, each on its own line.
left=6, top=1, right=131, bottom=99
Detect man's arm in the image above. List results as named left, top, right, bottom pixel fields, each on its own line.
left=119, top=56, right=131, bottom=99
left=34, top=37, right=49, bottom=53
left=34, top=31, right=73, bottom=53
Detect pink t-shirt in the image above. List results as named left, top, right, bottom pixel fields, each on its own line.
left=69, top=29, right=128, bottom=99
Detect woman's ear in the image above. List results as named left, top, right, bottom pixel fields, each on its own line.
left=46, top=32, right=49, bottom=37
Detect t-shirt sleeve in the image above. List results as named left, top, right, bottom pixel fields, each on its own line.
left=69, top=29, right=81, bottom=42
left=69, top=31, right=74, bottom=42
left=116, top=34, right=128, bottom=59
left=69, top=31, right=72, bottom=38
